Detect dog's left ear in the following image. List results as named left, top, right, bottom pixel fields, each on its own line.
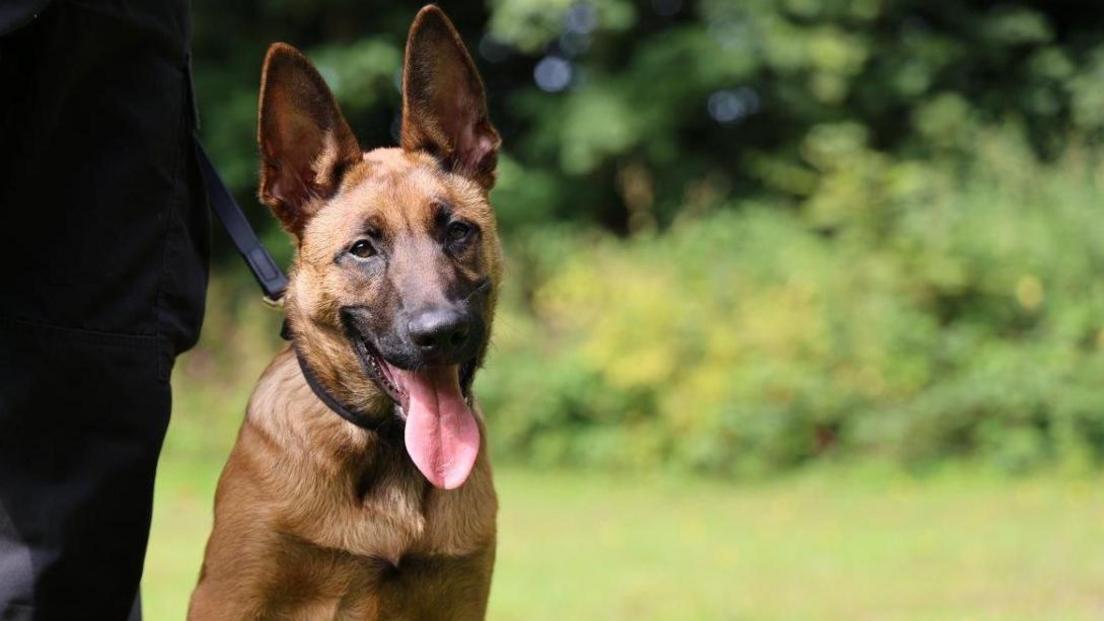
left=401, top=6, right=501, bottom=190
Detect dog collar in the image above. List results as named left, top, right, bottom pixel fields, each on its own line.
left=293, top=345, right=398, bottom=433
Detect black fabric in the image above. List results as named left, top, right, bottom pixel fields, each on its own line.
left=0, top=0, right=207, bottom=618
left=0, top=0, right=52, bottom=37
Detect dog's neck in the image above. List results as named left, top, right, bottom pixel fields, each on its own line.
left=286, top=302, right=394, bottom=421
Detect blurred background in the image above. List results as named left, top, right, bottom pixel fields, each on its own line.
left=146, top=0, right=1104, bottom=618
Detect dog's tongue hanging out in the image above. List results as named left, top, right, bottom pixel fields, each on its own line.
left=394, top=366, right=480, bottom=489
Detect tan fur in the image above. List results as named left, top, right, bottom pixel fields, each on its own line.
left=189, top=7, right=503, bottom=619
left=188, top=349, right=497, bottom=620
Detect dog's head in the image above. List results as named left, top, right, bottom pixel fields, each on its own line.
left=257, top=6, right=501, bottom=489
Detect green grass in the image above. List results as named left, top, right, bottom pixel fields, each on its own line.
left=144, top=309, right=1104, bottom=619
left=145, top=442, right=1104, bottom=620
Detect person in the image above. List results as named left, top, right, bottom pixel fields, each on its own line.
left=0, top=0, right=208, bottom=618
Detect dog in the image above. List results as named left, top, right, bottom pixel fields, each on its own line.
left=188, top=6, right=503, bottom=619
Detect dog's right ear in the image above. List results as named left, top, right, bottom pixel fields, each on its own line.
left=258, top=43, right=361, bottom=237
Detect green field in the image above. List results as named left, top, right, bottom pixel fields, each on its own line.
left=145, top=437, right=1104, bottom=620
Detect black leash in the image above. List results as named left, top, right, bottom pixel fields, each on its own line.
left=194, top=139, right=288, bottom=305
left=195, top=136, right=382, bottom=431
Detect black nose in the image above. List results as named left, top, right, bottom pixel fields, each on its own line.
left=407, top=308, right=471, bottom=357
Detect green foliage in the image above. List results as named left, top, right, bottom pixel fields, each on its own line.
left=478, top=138, right=1104, bottom=475
left=193, top=1, right=1104, bottom=234
left=186, top=1, right=1104, bottom=476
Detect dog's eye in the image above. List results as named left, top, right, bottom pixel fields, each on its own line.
left=447, top=221, right=472, bottom=243
left=349, top=239, right=376, bottom=258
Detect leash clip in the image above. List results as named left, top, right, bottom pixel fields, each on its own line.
left=262, top=293, right=286, bottom=309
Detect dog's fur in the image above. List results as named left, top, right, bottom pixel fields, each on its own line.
left=188, top=7, right=503, bottom=619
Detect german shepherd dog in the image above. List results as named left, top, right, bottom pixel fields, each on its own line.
left=189, top=6, right=502, bottom=619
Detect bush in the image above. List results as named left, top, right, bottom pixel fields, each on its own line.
left=478, top=136, right=1104, bottom=475
left=180, top=0, right=1104, bottom=477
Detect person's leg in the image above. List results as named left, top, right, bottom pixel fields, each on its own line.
left=0, top=0, right=207, bottom=617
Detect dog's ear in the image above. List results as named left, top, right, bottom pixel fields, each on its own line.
left=401, top=6, right=500, bottom=190
left=258, top=43, right=361, bottom=236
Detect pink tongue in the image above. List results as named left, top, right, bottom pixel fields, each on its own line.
left=397, top=366, right=480, bottom=489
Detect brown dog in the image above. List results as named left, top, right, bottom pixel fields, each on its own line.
left=188, top=6, right=502, bottom=619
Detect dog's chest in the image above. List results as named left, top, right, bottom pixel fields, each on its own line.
left=285, top=460, right=496, bottom=564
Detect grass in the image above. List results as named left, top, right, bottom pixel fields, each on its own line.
left=145, top=440, right=1104, bottom=620
left=143, top=292, right=1104, bottom=619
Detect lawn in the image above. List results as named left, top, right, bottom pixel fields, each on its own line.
left=145, top=440, right=1104, bottom=620
left=140, top=260, right=1104, bottom=619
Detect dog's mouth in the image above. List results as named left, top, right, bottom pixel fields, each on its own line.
left=351, top=336, right=408, bottom=411
left=348, top=331, right=481, bottom=491
left=350, top=337, right=478, bottom=412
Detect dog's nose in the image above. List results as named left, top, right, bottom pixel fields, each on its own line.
left=407, top=308, right=471, bottom=356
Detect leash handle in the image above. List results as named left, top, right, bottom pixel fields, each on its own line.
left=194, top=138, right=289, bottom=303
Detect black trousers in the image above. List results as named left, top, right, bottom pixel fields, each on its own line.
left=0, top=1, right=208, bottom=618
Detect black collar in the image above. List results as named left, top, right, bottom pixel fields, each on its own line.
left=293, top=345, right=398, bottom=434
